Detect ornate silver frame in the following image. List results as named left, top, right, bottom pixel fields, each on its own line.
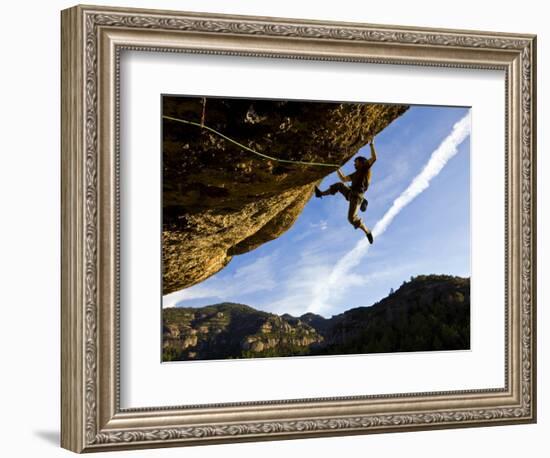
left=61, top=4, right=537, bottom=453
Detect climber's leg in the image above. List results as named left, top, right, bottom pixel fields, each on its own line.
left=315, top=182, right=350, bottom=200
left=348, top=194, right=374, bottom=244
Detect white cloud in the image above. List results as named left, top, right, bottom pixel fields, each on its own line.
left=265, top=260, right=417, bottom=317
left=311, top=219, right=328, bottom=231
left=306, top=113, right=471, bottom=315
left=291, top=219, right=329, bottom=242
left=162, top=253, right=277, bottom=308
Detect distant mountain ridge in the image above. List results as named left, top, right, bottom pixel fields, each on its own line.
left=163, top=274, right=470, bottom=361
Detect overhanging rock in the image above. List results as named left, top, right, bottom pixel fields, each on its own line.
left=163, top=97, right=408, bottom=294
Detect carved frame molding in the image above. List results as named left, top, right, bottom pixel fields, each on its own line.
left=61, top=4, right=536, bottom=453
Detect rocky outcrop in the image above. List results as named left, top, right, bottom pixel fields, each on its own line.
left=162, top=302, right=323, bottom=361
left=241, top=315, right=323, bottom=354
left=163, top=97, right=408, bottom=294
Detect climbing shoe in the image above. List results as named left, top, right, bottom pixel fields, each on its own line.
left=360, top=198, right=368, bottom=212
left=365, top=228, right=374, bottom=244
left=314, top=186, right=323, bottom=198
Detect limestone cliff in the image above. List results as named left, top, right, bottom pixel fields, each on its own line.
left=163, top=96, right=408, bottom=294
left=162, top=303, right=323, bottom=361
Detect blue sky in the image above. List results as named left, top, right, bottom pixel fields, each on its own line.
left=163, top=105, right=471, bottom=318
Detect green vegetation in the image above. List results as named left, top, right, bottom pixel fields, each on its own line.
left=312, top=274, right=469, bottom=355
left=242, top=344, right=311, bottom=359
left=162, top=275, right=470, bottom=361
left=162, top=346, right=179, bottom=362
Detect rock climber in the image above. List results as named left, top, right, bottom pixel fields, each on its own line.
left=314, top=140, right=377, bottom=244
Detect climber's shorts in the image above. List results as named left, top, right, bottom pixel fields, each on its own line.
left=328, top=182, right=364, bottom=229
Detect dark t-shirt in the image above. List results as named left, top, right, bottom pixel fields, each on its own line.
left=349, top=159, right=374, bottom=194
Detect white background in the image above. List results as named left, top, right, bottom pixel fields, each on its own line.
left=0, top=0, right=546, bottom=457
left=121, top=53, right=505, bottom=407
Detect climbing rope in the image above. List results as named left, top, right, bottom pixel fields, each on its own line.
left=162, top=115, right=341, bottom=168
left=200, top=97, right=206, bottom=127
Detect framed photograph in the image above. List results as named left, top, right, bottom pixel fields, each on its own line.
left=61, top=4, right=537, bottom=453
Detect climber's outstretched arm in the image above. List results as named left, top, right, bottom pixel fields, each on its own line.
left=369, top=140, right=377, bottom=165
left=337, top=168, right=351, bottom=183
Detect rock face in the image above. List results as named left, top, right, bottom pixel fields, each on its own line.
left=163, top=96, right=408, bottom=294
left=162, top=275, right=470, bottom=361
left=162, top=303, right=323, bottom=361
